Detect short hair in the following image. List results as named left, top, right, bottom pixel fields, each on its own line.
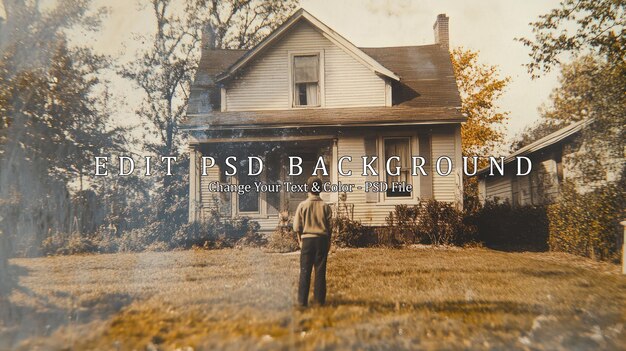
left=306, top=176, right=323, bottom=195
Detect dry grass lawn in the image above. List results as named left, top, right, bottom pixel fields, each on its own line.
left=1, top=247, right=625, bottom=350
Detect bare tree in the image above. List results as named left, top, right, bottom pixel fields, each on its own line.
left=121, top=0, right=297, bottom=156
left=118, top=0, right=297, bottom=238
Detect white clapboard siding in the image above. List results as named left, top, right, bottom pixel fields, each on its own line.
left=337, top=135, right=398, bottom=226
left=336, top=131, right=463, bottom=227
left=200, top=166, right=221, bottom=219
left=431, top=132, right=457, bottom=202
left=485, top=175, right=513, bottom=203
left=197, top=128, right=461, bottom=230
left=225, top=21, right=386, bottom=111
left=251, top=217, right=280, bottom=233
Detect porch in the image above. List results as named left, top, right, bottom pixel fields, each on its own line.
left=188, top=137, right=339, bottom=231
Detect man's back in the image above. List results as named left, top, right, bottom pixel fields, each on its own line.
left=295, top=177, right=332, bottom=308
left=294, top=194, right=332, bottom=236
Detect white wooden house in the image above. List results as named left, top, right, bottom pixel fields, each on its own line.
left=182, top=9, right=465, bottom=231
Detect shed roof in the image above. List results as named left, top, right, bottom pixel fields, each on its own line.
left=475, top=119, right=591, bottom=176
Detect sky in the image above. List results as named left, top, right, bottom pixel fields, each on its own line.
left=69, top=0, right=563, bottom=143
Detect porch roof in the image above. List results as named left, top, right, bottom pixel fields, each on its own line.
left=182, top=106, right=464, bottom=130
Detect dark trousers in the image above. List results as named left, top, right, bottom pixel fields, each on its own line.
left=298, top=236, right=329, bottom=306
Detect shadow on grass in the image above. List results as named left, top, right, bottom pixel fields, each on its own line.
left=0, top=262, right=134, bottom=350
left=483, top=243, right=549, bottom=253
left=328, top=298, right=555, bottom=316
left=407, top=267, right=575, bottom=278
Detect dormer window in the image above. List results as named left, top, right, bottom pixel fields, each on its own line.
left=292, top=54, right=320, bottom=107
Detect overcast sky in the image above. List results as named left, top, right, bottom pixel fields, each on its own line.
left=70, top=0, right=563, bottom=144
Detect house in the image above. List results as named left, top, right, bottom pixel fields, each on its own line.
left=475, top=119, right=621, bottom=206
left=182, top=9, right=465, bottom=231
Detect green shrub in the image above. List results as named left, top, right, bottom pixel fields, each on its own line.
left=236, top=230, right=267, bottom=248
left=115, top=224, right=165, bottom=252
left=172, top=210, right=261, bottom=249
left=382, top=205, right=420, bottom=244
left=380, top=201, right=468, bottom=246
left=548, top=182, right=625, bottom=262
left=332, top=216, right=372, bottom=248
left=419, top=200, right=467, bottom=245
left=266, top=212, right=299, bottom=253
left=266, top=227, right=299, bottom=253
left=41, top=231, right=99, bottom=255
left=41, top=209, right=261, bottom=254
left=470, top=200, right=549, bottom=251
left=223, top=217, right=261, bottom=244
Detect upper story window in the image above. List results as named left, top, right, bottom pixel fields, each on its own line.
left=292, top=54, right=320, bottom=107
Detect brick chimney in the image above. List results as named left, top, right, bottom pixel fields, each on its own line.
left=201, top=23, right=216, bottom=49
left=433, top=14, right=449, bottom=49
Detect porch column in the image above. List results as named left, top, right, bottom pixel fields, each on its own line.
left=188, top=145, right=201, bottom=222
left=330, top=138, right=339, bottom=204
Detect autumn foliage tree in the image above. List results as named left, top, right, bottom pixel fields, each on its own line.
left=450, top=47, right=510, bottom=209
left=451, top=47, right=510, bottom=165
left=519, top=0, right=624, bottom=77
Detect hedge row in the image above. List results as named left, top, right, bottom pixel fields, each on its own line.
left=40, top=182, right=624, bottom=262
left=548, top=183, right=624, bottom=262
left=331, top=182, right=623, bottom=263
left=468, top=201, right=549, bottom=251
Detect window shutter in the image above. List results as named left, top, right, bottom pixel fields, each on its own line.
left=293, top=55, right=319, bottom=83
left=419, top=134, right=433, bottom=200
left=364, top=136, right=379, bottom=203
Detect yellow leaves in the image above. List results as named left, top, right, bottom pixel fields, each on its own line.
left=450, top=47, right=511, bottom=159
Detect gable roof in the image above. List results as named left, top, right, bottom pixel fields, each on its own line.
left=187, top=42, right=463, bottom=119
left=185, top=8, right=464, bottom=128
left=215, top=9, right=400, bottom=83
left=475, top=119, right=591, bottom=176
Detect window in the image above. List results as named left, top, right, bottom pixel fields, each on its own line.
left=238, top=158, right=260, bottom=213
left=292, top=55, right=319, bottom=107
left=384, top=137, right=412, bottom=197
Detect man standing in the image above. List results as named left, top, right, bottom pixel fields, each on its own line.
left=294, top=176, right=333, bottom=307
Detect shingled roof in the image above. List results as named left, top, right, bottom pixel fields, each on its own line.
left=361, top=45, right=461, bottom=108
left=185, top=12, right=463, bottom=129
left=193, top=49, right=246, bottom=87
